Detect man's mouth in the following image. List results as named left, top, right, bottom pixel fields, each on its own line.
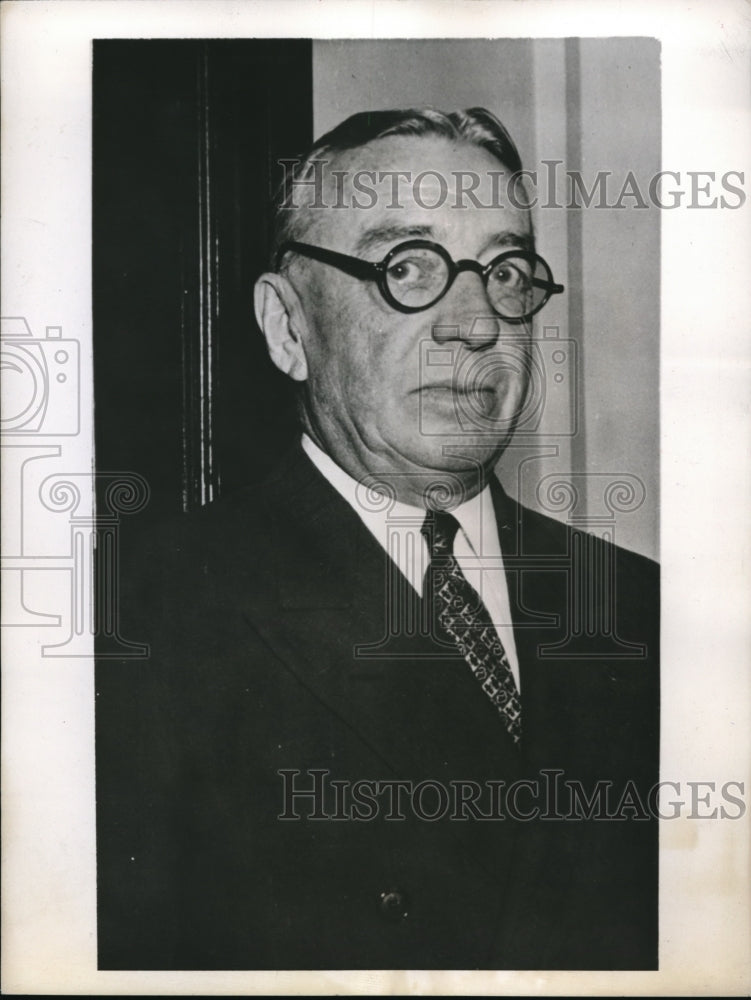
left=416, top=382, right=495, bottom=398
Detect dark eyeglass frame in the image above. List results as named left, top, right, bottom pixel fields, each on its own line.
left=275, top=238, right=564, bottom=322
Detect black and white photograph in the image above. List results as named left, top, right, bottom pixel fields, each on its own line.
left=1, top=2, right=749, bottom=996
left=94, top=36, right=661, bottom=972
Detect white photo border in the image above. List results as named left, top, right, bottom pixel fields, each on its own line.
left=1, top=0, right=750, bottom=995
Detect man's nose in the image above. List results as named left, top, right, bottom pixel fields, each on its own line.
left=429, top=271, right=501, bottom=349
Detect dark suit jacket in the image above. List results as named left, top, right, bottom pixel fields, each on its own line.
left=96, top=444, right=659, bottom=971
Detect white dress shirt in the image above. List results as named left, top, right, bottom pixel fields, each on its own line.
left=302, top=434, right=520, bottom=689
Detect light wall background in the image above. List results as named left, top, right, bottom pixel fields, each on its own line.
left=312, top=38, right=660, bottom=560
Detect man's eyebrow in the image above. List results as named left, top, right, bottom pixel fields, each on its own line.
left=479, top=231, right=535, bottom=255
left=353, top=225, right=535, bottom=259
left=353, top=224, right=434, bottom=256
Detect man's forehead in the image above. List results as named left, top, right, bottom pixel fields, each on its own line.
left=294, top=134, right=531, bottom=248
left=320, top=134, right=515, bottom=198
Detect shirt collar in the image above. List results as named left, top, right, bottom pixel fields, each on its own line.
left=301, top=433, right=495, bottom=559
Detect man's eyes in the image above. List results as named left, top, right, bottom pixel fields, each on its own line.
left=489, top=260, right=532, bottom=288
left=381, top=247, right=535, bottom=297
left=386, top=256, right=441, bottom=283
left=387, top=260, right=421, bottom=281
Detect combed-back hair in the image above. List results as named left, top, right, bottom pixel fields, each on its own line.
left=271, top=107, right=524, bottom=266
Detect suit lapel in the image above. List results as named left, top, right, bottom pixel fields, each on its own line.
left=239, top=446, right=523, bottom=782
left=490, top=478, right=579, bottom=767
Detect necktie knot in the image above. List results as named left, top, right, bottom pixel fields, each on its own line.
left=421, top=508, right=461, bottom=560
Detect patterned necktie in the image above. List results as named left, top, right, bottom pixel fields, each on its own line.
left=421, top=509, right=522, bottom=747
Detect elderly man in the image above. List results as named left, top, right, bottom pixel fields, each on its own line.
left=97, top=108, right=659, bottom=971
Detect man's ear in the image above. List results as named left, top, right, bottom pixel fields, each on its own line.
left=253, top=273, right=309, bottom=382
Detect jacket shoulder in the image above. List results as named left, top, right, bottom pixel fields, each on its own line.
left=495, top=482, right=658, bottom=571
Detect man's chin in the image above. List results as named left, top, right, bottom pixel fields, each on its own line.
left=353, top=433, right=507, bottom=507
left=402, top=435, right=508, bottom=479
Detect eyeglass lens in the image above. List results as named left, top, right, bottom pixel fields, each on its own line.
left=384, top=246, right=547, bottom=319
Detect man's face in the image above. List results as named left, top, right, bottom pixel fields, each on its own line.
left=287, top=135, right=534, bottom=496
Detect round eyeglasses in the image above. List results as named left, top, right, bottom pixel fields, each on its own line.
left=276, top=239, right=564, bottom=323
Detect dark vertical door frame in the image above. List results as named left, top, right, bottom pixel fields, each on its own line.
left=183, top=45, right=219, bottom=509
left=93, top=40, right=312, bottom=523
